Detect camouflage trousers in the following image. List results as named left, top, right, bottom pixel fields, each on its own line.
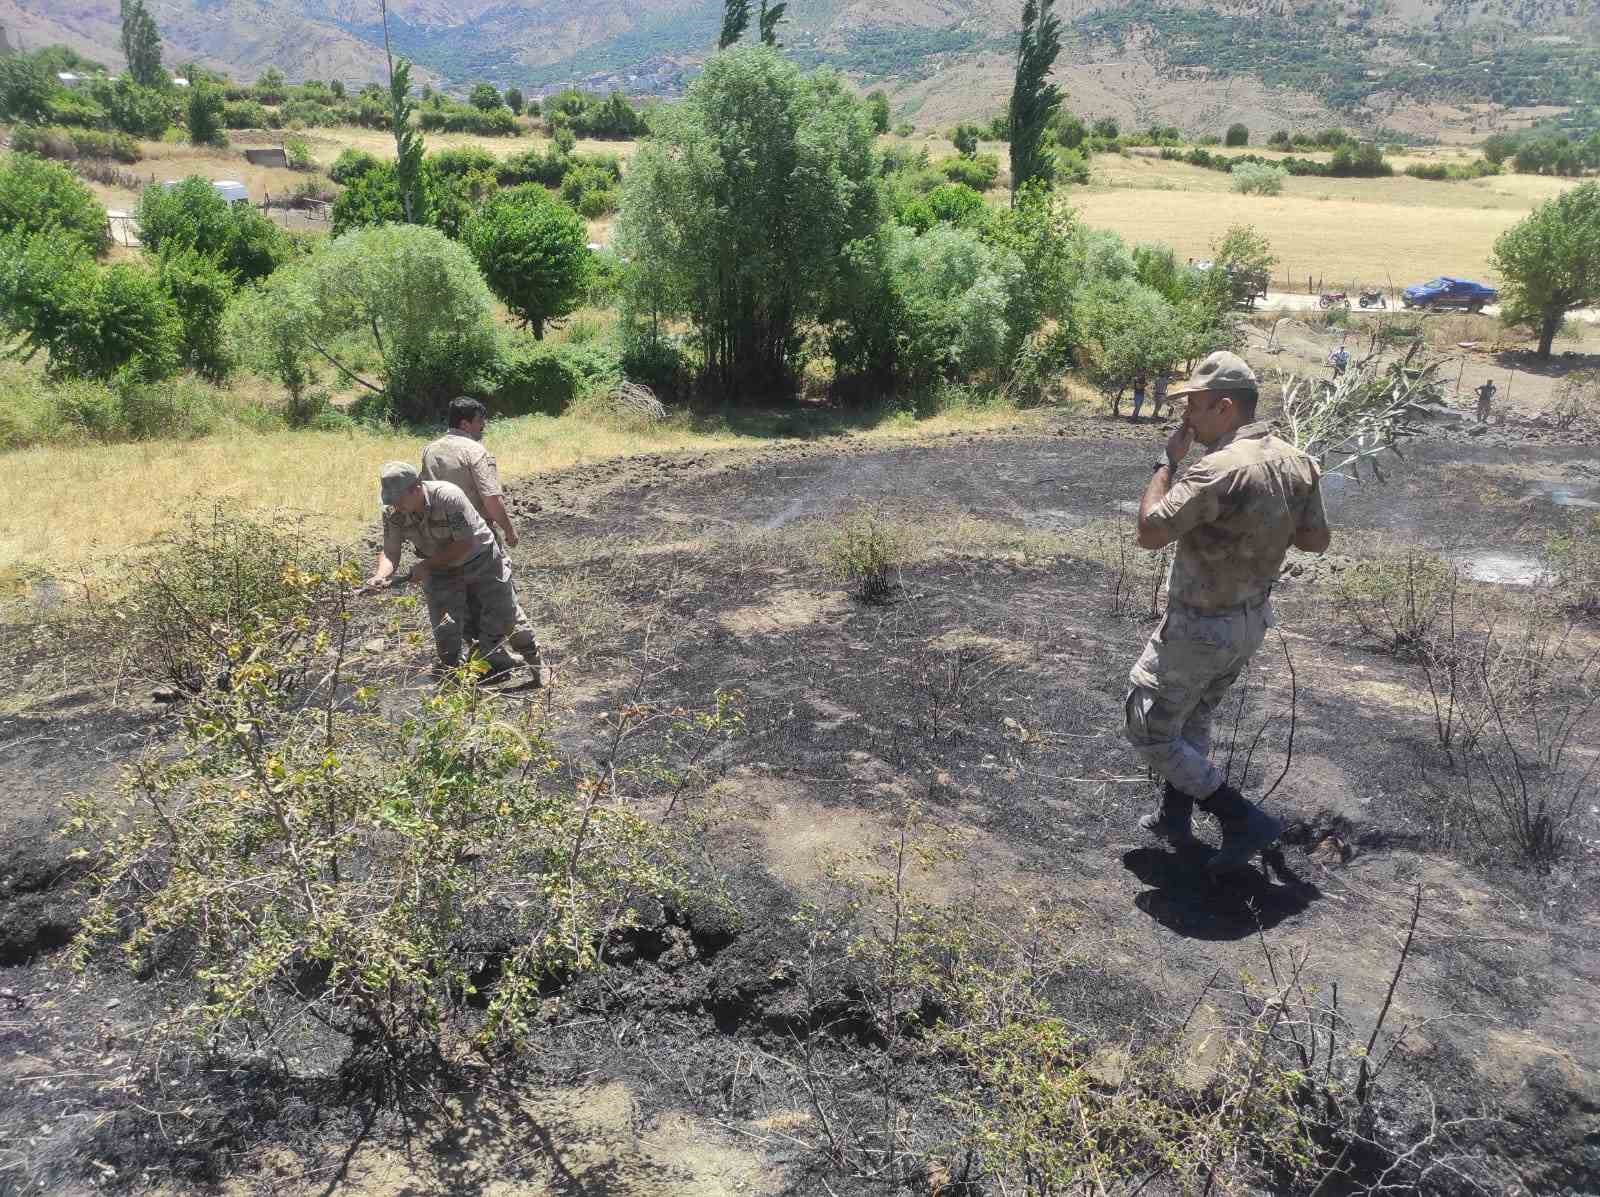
left=1122, top=597, right=1272, bottom=800
left=423, top=548, right=539, bottom=671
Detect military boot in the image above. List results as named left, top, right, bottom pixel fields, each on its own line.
left=1139, top=782, right=1198, bottom=845
left=1199, top=785, right=1285, bottom=876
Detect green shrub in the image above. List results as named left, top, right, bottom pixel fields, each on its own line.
left=187, top=82, right=227, bottom=147
left=418, top=103, right=520, bottom=136
left=577, top=188, right=618, bottom=217
left=87, top=77, right=171, bottom=138
left=284, top=136, right=312, bottom=171
left=0, top=152, right=111, bottom=255
left=329, top=147, right=382, bottom=185
left=12, top=125, right=142, bottom=163
left=1231, top=161, right=1287, bottom=194
left=940, top=152, right=1000, bottom=190
left=1404, top=161, right=1450, bottom=181
left=430, top=146, right=499, bottom=178
left=1329, top=140, right=1391, bottom=177
left=825, top=506, right=906, bottom=602
left=1334, top=551, right=1457, bottom=657
left=497, top=144, right=570, bottom=187
left=135, top=177, right=290, bottom=282
left=222, top=99, right=269, bottom=129
left=1224, top=122, right=1249, bottom=146
left=485, top=335, right=621, bottom=415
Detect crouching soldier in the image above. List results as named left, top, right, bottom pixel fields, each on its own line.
left=1123, top=352, right=1331, bottom=875
left=368, top=461, right=543, bottom=684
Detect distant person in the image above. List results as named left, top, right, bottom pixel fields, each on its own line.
left=1131, top=370, right=1148, bottom=420
left=367, top=463, right=543, bottom=685
left=1151, top=371, right=1170, bottom=420
left=1123, top=351, right=1331, bottom=876
left=1327, top=344, right=1350, bottom=379
left=1475, top=379, right=1497, bottom=424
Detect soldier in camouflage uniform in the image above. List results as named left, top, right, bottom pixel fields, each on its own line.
left=1123, top=351, right=1331, bottom=874
left=367, top=462, right=543, bottom=683
left=421, top=397, right=520, bottom=652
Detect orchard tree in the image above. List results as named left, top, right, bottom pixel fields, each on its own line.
left=0, top=154, right=111, bottom=256
left=1491, top=180, right=1600, bottom=359
left=464, top=186, right=590, bottom=338
left=1008, top=0, right=1062, bottom=204
left=505, top=87, right=525, bottom=114
left=1212, top=223, right=1277, bottom=308
left=0, top=55, right=56, bottom=124
left=950, top=122, right=982, bottom=158
left=470, top=82, right=502, bottom=111
left=136, top=177, right=289, bottom=282
left=616, top=46, right=880, bottom=393
left=1224, top=122, right=1249, bottom=146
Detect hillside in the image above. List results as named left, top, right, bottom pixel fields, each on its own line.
left=2, top=0, right=1596, bottom=136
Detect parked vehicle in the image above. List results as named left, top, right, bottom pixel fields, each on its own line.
left=1358, top=289, right=1387, bottom=309
left=1401, top=277, right=1497, bottom=312
left=1318, top=291, right=1350, bottom=309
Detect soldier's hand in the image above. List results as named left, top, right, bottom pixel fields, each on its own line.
left=504, top=527, right=520, bottom=548
left=364, top=574, right=389, bottom=591
left=1165, top=422, right=1195, bottom=466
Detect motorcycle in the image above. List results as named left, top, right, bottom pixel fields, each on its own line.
left=1317, top=291, right=1350, bottom=310
left=1358, top=289, right=1387, bottom=309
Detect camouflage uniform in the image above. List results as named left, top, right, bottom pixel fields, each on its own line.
left=421, top=430, right=509, bottom=644
left=1123, top=422, right=1328, bottom=799
left=382, top=481, right=539, bottom=671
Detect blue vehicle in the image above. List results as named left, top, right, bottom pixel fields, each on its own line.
left=1402, top=276, right=1498, bottom=312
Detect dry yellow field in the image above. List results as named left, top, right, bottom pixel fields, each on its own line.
left=1072, top=153, right=1578, bottom=288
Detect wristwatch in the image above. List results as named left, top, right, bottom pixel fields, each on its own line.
left=1153, top=458, right=1177, bottom=473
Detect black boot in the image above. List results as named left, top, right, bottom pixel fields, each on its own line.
left=1199, top=785, right=1284, bottom=876
left=1139, top=782, right=1198, bottom=845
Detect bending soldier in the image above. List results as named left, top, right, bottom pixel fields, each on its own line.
left=1123, top=352, right=1331, bottom=875
left=368, top=462, right=543, bottom=684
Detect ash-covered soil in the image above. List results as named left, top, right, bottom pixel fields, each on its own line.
left=3, top=415, right=1598, bottom=1195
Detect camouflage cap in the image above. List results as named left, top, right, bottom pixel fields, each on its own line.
left=1167, top=350, right=1258, bottom=398
left=379, top=460, right=420, bottom=506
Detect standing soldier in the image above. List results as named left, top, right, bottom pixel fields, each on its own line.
left=1123, top=351, right=1331, bottom=876
left=422, top=397, right=519, bottom=546
left=1474, top=378, right=1497, bottom=424
left=367, top=462, right=543, bottom=684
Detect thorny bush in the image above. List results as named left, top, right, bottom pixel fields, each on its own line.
left=68, top=567, right=742, bottom=1084
left=765, top=807, right=1474, bottom=1196
left=1334, top=550, right=1458, bottom=659
left=826, top=506, right=908, bottom=603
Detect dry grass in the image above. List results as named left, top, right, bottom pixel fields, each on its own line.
left=0, top=402, right=1042, bottom=579
left=1072, top=155, right=1580, bottom=287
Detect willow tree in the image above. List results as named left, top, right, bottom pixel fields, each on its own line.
left=615, top=47, right=880, bottom=396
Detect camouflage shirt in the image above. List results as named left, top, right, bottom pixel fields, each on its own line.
left=420, top=431, right=502, bottom=521
left=382, top=480, right=497, bottom=565
left=1147, top=422, right=1328, bottom=612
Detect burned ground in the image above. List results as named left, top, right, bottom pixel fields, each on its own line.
left=2, top=415, right=1598, bottom=1195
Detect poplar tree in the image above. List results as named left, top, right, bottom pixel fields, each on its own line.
left=719, top=0, right=751, bottom=49
left=119, top=0, right=165, bottom=88
left=758, top=0, right=787, bottom=46
left=379, top=0, right=427, bottom=226
left=1008, top=0, right=1062, bottom=205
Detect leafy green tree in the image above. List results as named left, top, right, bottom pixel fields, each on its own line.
left=988, top=179, right=1075, bottom=333
left=1071, top=278, right=1181, bottom=408
left=119, top=0, right=166, bottom=89
left=253, top=66, right=288, bottom=102
left=1491, top=180, right=1600, bottom=359
left=0, top=229, right=180, bottom=381
left=505, top=87, right=525, bottom=115
left=88, top=75, right=171, bottom=137
left=1224, top=122, right=1249, bottom=146
left=0, top=154, right=111, bottom=256
left=158, top=246, right=236, bottom=379
left=390, top=58, right=429, bottom=225
left=866, top=90, right=891, bottom=135
left=136, top=177, right=289, bottom=282
left=187, top=82, right=226, bottom=146
left=470, top=82, right=502, bottom=111
left=616, top=47, right=881, bottom=394
left=257, top=223, right=497, bottom=422
left=1212, top=223, right=1277, bottom=308
left=330, top=148, right=382, bottom=185
left=758, top=0, right=787, bottom=46
left=0, top=55, right=57, bottom=124
left=225, top=269, right=320, bottom=421
left=1008, top=0, right=1062, bottom=204
left=464, top=186, right=590, bottom=339
left=720, top=0, right=752, bottom=49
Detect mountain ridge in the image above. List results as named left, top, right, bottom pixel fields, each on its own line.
left=2, top=0, right=1595, bottom=135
